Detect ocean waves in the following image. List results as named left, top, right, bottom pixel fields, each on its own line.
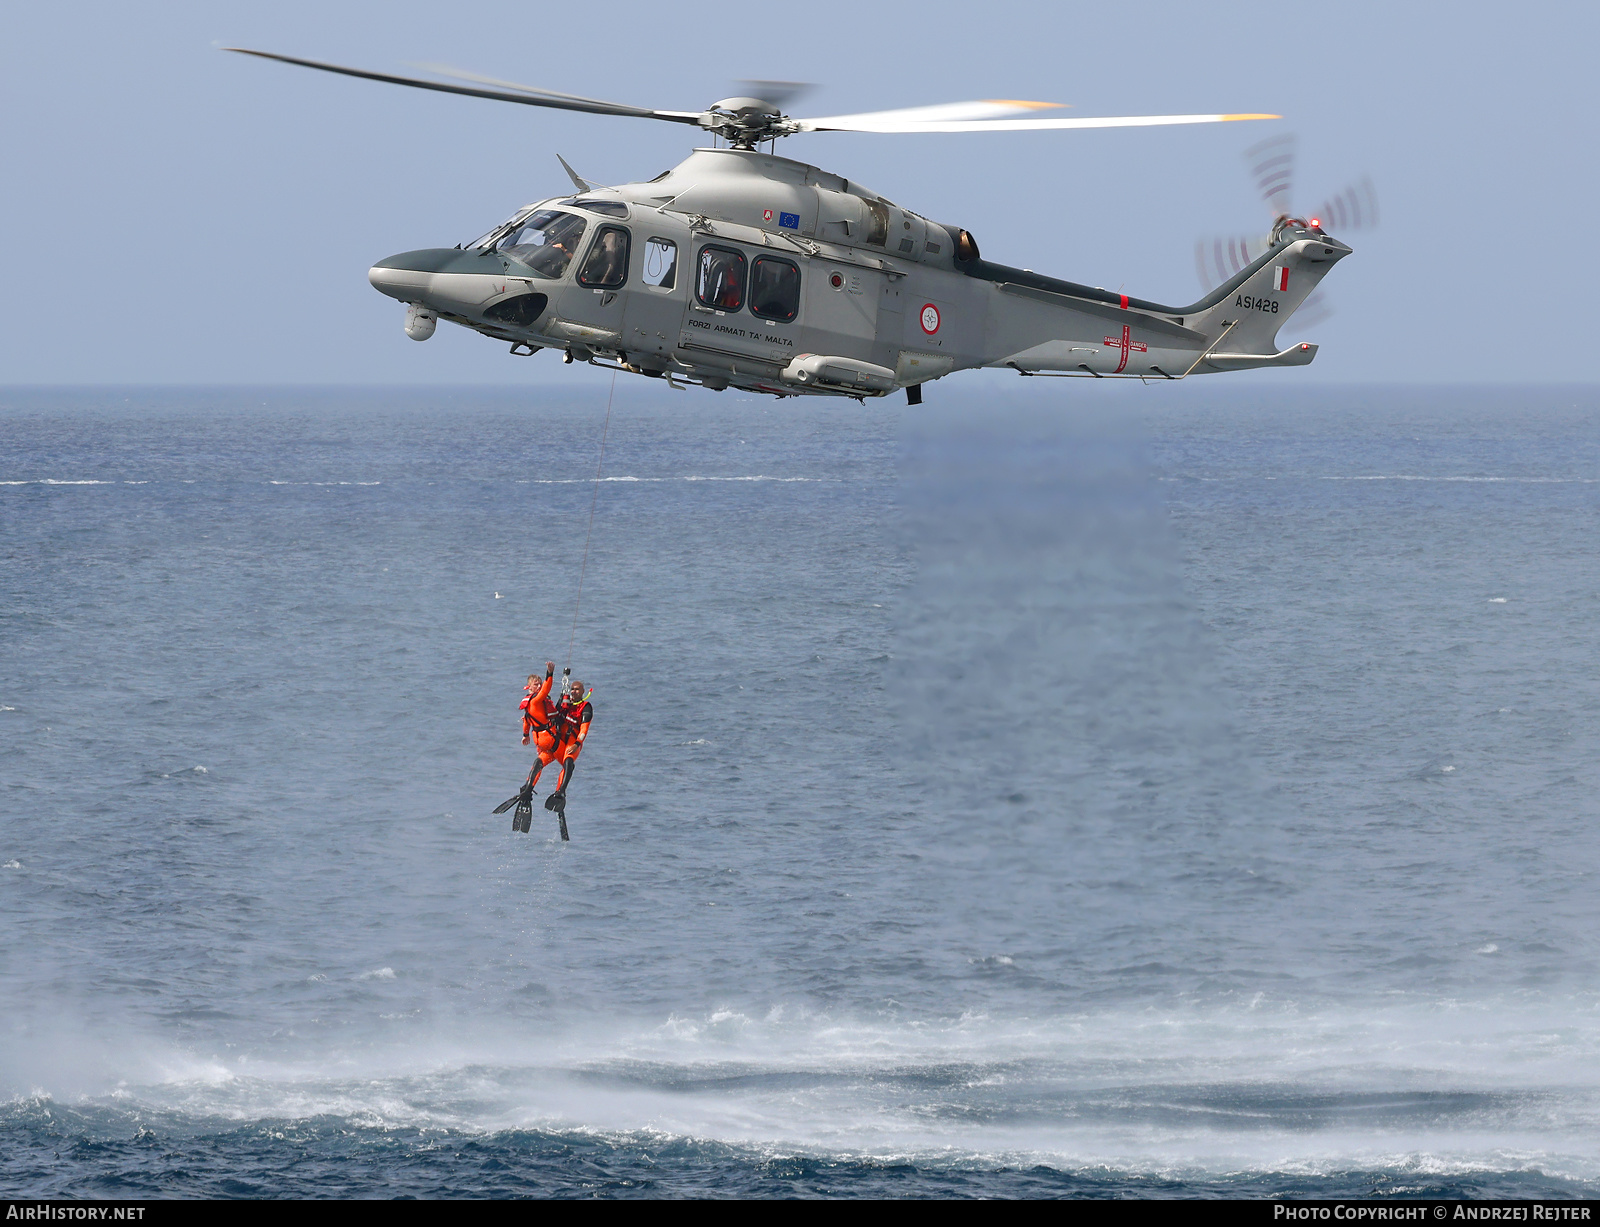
left=8, top=997, right=1600, bottom=1196
left=7, top=385, right=1600, bottom=1197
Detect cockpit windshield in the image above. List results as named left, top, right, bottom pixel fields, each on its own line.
left=465, top=205, right=538, bottom=252
left=494, top=209, right=589, bottom=279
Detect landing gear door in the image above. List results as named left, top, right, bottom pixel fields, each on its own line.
left=804, top=261, right=880, bottom=361
left=622, top=233, right=686, bottom=366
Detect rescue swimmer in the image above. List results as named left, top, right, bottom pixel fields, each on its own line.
left=545, top=675, right=593, bottom=818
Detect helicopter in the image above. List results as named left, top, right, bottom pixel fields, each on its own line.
left=231, top=50, right=1353, bottom=402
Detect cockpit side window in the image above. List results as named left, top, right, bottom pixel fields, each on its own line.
left=749, top=256, right=800, bottom=323
left=641, top=238, right=677, bottom=290
left=696, top=245, right=747, bottom=312
left=497, top=210, right=589, bottom=279
left=577, top=226, right=631, bottom=288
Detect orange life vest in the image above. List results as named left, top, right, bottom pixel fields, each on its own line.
left=520, top=675, right=556, bottom=738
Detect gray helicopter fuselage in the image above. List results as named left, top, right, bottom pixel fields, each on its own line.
left=369, top=147, right=1351, bottom=397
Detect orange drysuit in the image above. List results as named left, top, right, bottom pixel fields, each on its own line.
left=520, top=673, right=562, bottom=785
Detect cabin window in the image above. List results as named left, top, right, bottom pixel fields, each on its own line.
left=863, top=199, right=889, bottom=247
left=641, top=238, right=678, bottom=289
left=696, top=245, right=747, bottom=311
left=497, top=209, right=588, bottom=279
left=749, top=257, right=800, bottom=323
left=577, top=226, right=630, bottom=288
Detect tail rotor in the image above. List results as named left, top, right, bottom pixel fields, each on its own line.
left=1195, top=135, right=1378, bottom=332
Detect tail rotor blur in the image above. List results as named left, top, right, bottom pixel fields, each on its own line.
left=1314, top=175, right=1379, bottom=233
left=1195, top=135, right=1377, bottom=331
left=1248, top=132, right=1297, bottom=217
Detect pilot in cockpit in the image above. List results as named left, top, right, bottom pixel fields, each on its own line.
left=581, top=229, right=627, bottom=286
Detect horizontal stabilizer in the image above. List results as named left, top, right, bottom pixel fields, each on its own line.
left=1202, top=342, right=1318, bottom=371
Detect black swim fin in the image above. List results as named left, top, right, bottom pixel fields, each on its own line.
left=494, top=793, right=522, bottom=815
left=511, top=782, right=534, bottom=832
left=545, top=790, right=570, bottom=841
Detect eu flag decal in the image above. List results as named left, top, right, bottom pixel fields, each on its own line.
left=778, top=212, right=800, bottom=230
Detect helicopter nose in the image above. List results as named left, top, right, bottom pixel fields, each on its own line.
left=368, top=250, right=450, bottom=302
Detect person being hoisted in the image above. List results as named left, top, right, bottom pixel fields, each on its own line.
left=544, top=670, right=594, bottom=817
left=520, top=661, right=562, bottom=792
left=497, top=661, right=558, bottom=833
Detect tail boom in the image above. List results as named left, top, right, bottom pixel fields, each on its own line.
left=979, top=223, right=1351, bottom=380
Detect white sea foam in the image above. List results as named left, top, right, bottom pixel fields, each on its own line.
left=24, top=1001, right=1600, bottom=1180
left=3, top=860, right=20, bottom=869
left=358, top=967, right=396, bottom=980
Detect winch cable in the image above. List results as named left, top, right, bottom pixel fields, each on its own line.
left=566, top=369, right=616, bottom=671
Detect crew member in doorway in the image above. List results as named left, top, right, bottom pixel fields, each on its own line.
left=545, top=676, right=594, bottom=814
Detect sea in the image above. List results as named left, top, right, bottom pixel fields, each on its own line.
left=2, top=381, right=1599, bottom=1199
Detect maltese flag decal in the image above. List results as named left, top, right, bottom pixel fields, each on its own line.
left=1272, top=265, right=1290, bottom=292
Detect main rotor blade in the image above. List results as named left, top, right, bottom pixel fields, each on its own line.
left=412, top=62, right=699, bottom=116
left=225, top=48, right=702, bottom=125
left=800, top=99, right=1067, bottom=128
left=798, top=104, right=1278, bottom=133
left=735, top=79, right=814, bottom=112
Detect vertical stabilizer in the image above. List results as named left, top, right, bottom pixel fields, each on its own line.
left=1191, top=233, right=1350, bottom=355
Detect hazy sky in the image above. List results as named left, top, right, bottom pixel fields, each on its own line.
left=2, top=0, right=1595, bottom=384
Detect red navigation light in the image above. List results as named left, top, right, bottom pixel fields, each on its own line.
left=1309, top=217, right=1321, bottom=228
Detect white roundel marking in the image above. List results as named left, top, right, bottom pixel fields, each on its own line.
left=920, top=303, right=941, bottom=335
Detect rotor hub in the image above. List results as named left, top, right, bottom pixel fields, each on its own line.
left=699, top=97, right=799, bottom=147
